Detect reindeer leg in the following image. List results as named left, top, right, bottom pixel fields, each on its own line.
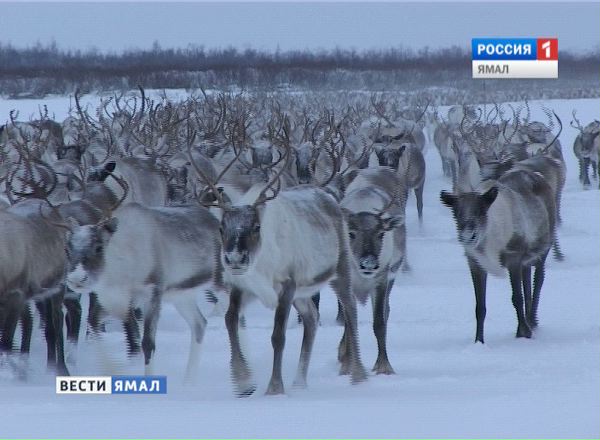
left=522, top=266, right=533, bottom=327
left=38, top=298, right=57, bottom=370
left=415, top=184, right=424, bottom=225
left=509, top=266, right=532, bottom=338
left=442, top=158, right=450, bottom=178
left=337, top=321, right=349, bottom=372
left=266, top=279, right=295, bottom=395
left=173, top=295, right=206, bottom=384
left=50, top=291, right=69, bottom=376
left=87, top=292, right=106, bottom=337
left=583, top=157, right=591, bottom=186
left=555, top=189, right=563, bottom=226
left=225, top=287, right=255, bottom=397
left=312, top=292, right=320, bottom=320
left=297, top=291, right=319, bottom=324
left=0, top=293, right=23, bottom=353
left=400, top=224, right=411, bottom=273
left=372, top=277, right=395, bottom=375
left=552, top=235, right=565, bottom=261
left=19, top=304, right=33, bottom=354
left=468, top=257, right=487, bottom=344
left=333, top=255, right=367, bottom=384
left=292, top=297, right=318, bottom=389
left=123, top=307, right=141, bottom=356
left=64, top=293, right=82, bottom=345
left=530, top=252, right=549, bottom=329
left=335, top=298, right=345, bottom=326
left=141, top=287, right=162, bottom=376
left=1, top=295, right=29, bottom=380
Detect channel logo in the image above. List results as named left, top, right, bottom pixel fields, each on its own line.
left=472, top=38, right=558, bottom=79
left=56, top=376, right=167, bottom=394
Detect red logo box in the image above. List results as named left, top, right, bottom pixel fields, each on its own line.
left=537, top=38, right=558, bottom=60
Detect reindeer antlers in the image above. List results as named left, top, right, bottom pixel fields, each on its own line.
left=254, top=114, right=292, bottom=206
left=570, top=110, right=584, bottom=132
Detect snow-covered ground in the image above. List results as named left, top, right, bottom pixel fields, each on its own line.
left=0, top=96, right=598, bottom=439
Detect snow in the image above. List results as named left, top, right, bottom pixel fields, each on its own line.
left=0, top=96, right=598, bottom=439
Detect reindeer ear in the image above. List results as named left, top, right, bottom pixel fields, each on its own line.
left=104, top=161, right=116, bottom=173
left=97, top=161, right=117, bottom=181
left=440, top=190, right=457, bottom=208
left=480, top=186, right=498, bottom=208
left=382, top=214, right=404, bottom=231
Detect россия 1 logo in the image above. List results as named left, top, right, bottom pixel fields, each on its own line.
left=472, top=38, right=558, bottom=79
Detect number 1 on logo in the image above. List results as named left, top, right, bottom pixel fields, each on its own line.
left=542, top=41, right=551, bottom=59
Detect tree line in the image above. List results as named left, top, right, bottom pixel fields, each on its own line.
left=1, top=42, right=598, bottom=99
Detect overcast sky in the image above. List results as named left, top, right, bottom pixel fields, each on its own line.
left=0, top=2, right=598, bottom=54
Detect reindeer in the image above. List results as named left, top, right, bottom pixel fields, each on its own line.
left=441, top=167, right=557, bottom=343
left=340, top=166, right=406, bottom=374
left=374, top=130, right=426, bottom=224
left=455, top=107, right=566, bottom=260
left=433, top=122, right=457, bottom=179
left=64, top=201, right=224, bottom=381
left=0, top=160, right=71, bottom=375
left=370, top=95, right=427, bottom=153
left=434, top=105, right=481, bottom=180
left=192, top=116, right=367, bottom=396
left=571, top=111, right=600, bottom=187
left=86, top=157, right=168, bottom=207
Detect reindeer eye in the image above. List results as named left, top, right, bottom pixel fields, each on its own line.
left=349, top=231, right=356, bottom=240
left=378, top=232, right=385, bottom=240
left=253, top=224, right=261, bottom=233
left=95, top=245, right=103, bottom=255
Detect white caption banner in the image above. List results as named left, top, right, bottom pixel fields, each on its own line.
left=472, top=60, right=558, bottom=79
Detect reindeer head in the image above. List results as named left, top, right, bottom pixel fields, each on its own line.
left=375, top=144, right=406, bottom=169
left=293, top=141, right=319, bottom=184
left=219, top=204, right=264, bottom=274
left=65, top=217, right=119, bottom=293
left=56, top=144, right=85, bottom=161
left=343, top=209, right=403, bottom=278
left=87, top=161, right=116, bottom=182
left=440, top=187, right=498, bottom=246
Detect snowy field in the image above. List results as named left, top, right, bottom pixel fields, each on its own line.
left=0, top=95, right=598, bottom=439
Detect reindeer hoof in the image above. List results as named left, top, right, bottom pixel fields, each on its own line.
left=351, top=367, right=368, bottom=384
left=516, top=325, right=532, bottom=339
left=235, top=384, right=257, bottom=398
left=265, top=380, right=285, bottom=395
left=372, top=359, right=395, bottom=375
left=339, top=362, right=351, bottom=376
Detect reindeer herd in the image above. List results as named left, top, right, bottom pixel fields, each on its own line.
left=0, top=88, right=597, bottom=396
